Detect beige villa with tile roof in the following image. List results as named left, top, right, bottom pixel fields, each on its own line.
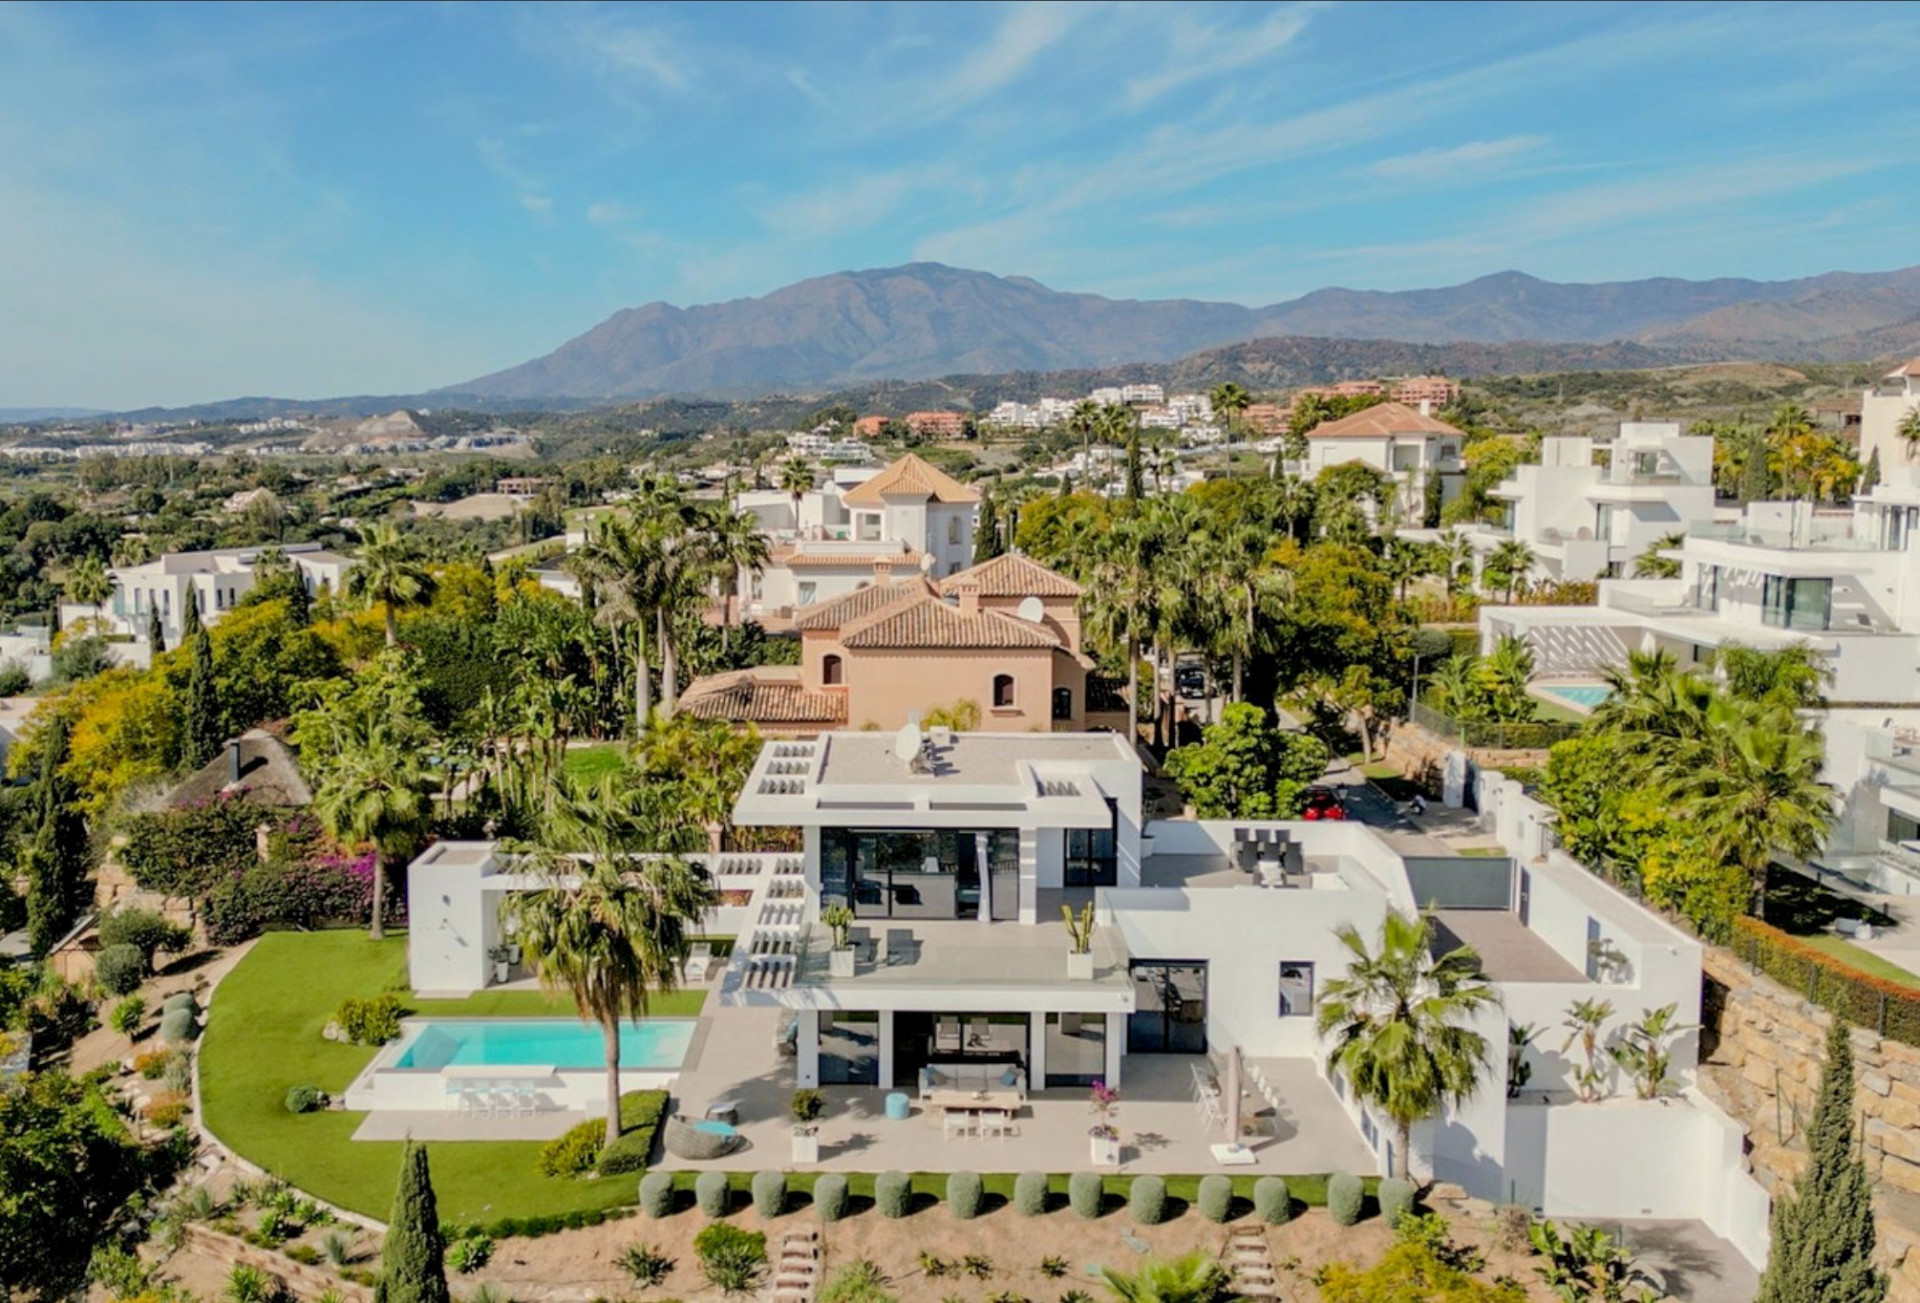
left=686, top=552, right=1116, bottom=736
left=1303, top=399, right=1466, bottom=526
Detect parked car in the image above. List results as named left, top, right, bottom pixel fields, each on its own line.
left=1175, top=664, right=1208, bottom=700
left=1301, top=786, right=1347, bottom=821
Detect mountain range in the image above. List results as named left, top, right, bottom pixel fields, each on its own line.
left=446, top=261, right=1920, bottom=403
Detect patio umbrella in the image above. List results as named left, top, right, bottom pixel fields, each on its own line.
left=1225, top=1044, right=1243, bottom=1142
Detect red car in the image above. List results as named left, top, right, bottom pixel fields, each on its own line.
left=1301, top=787, right=1347, bottom=821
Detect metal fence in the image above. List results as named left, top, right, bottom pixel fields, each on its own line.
left=1410, top=700, right=1584, bottom=751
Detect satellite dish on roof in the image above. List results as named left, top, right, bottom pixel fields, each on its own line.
left=894, top=716, right=924, bottom=766
left=1016, top=596, right=1045, bottom=623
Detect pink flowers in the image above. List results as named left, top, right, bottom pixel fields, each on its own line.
left=1088, top=1080, right=1120, bottom=1140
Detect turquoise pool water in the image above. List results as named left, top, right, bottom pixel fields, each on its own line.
left=1538, top=684, right=1611, bottom=709
left=393, top=1018, right=694, bottom=1071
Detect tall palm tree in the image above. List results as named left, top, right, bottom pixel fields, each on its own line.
left=1438, top=528, right=1474, bottom=597
left=694, top=502, right=771, bottom=635
left=348, top=523, right=436, bottom=646
left=1068, top=399, right=1102, bottom=466
left=64, top=554, right=111, bottom=633
left=778, top=458, right=814, bottom=532
left=1484, top=539, right=1536, bottom=603
left=500, top=779, right=716, bottom=1144
left=308, top=717, right=436, bottom=940
left=569, top=517, right=664, bottom=732
left=1208, top=382, right=1251, bottom=438
left=1899, top=408, right=1920, bottom=462
left=1316, top=910, right=1501, bottom=1182
left=1083, top=512, right=1163, bottom=745
left=1101, top=1252, right=1230, bottom=1303
left=1194, top=521, right=1290, bottom=704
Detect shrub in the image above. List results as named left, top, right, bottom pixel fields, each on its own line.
left=820, top=1259, right=896, bottom=1303
left=284, top=1244, right=320, bottom=1266
left=284, top=1085, right=325, bottom=1114
left=752, top=1170, right=786, bottom=1220
left=1378, top=1177, right=1415, bottom=1228
left=134, top=1049, right=175, bottom=1080
left=122, top=803, right=263, bottom=898
left=1128, top=1175, right=1167, bottom=1226
left=596, top=1090, right=669, bottom=1175
left=446, top=1233, right=494, bottom=1274
left=694, top=1223, right=767, bottom=1293
left=1069, top=1172, right=1104, bottom=1220
left=695, top=1170, right=731, bottom=1218
left=1014, top=1171, right=1049, bottom=1216
left=163, top=991, right=197, bottom=1015
left=1328, top=1173, right=1364, bottom=1226
left=617, top=1243, right=674, bottom=1288
left=539, top=1119, right=603, bottom=1178
left=790, top=1088, right=824, bottom=1122
left=639, top=1172, right=676, bottom=1218
left=813, top=1173, right=849, bottom=1223
left=110, top=995, right=147, bottom=1039
left=224, top=1263, right=276, bottom=1303
left=947, top=1170, right=983, bottom=1220
left=163, top=1053, right=193, bottom=1093
left=98, top=907, right=191, bottom=967
left=1197, top=1174, right=1233, bottom=1223
left=333, top=994, right=403, bottom=1046
left=96, top=944, right=147, bottom=997
left=874, top=1170, right=911, bottom=1219
left=206, top=858, right=375, bottom=945
left=1253, top=1176, right=1292, bottom=1225
left=160, top=1006, right=197, bottom=1044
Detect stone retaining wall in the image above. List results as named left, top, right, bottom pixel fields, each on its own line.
left=1701, top=946, right=1920, bottom=1299
left=1381, top=719, right=1549, bottom=789
left=180, top=1224, right=373, bottom=1303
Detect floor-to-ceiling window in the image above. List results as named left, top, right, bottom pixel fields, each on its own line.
left=1044, top=1012, right=1107, bottom=1086
left=1127, top=961, right=1208, bottom=1054
left=820, top=828, right=1020, bottom=920
left=1064, top=800, right=1119, bottom=888
left=819, top=1012, right=879, bottom=1085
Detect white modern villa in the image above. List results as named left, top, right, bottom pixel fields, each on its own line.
left=61, top=542, right=356, bottom=648
left=396, top=726, right=1765, bottom=1262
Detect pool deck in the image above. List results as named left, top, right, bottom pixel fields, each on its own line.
left=351, top=1108, right=588, bottom=1141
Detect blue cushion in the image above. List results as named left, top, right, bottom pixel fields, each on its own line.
left=693, top=1120, right=738, bottom=1137
left=1001, top=1068, right=1018, bottom=1087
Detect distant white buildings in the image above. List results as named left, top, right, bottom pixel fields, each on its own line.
left=1304, top=400, right=1466, bottom=527
left=62, top=542, right=356, bottom=648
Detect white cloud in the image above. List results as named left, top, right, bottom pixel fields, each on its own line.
left=1367, top=135, right=1547, bottom=182
left=757, top=166, right=960, bottom=241
left=912, top=2, right=1091, bottom=122
left=475, top=133, right=553, bottom=217
left=1125, top=5, right=1316, bottom=107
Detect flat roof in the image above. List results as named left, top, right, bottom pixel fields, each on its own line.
left=816, top=732, right=1131, bottom=788
left=1431, top=909, right=1584, bottom=984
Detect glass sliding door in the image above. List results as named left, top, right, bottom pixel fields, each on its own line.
left=1127, top=961, right=1208, bottom=1054
left=1065, top=800, right=1119, bottom=888
left=822, top=828, right=1018, bottom=920
left=1045, top=1012, right=1107, bottom=1086
left=818, top=1011, right=879, bottom=1085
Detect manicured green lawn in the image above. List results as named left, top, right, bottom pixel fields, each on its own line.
left=200, top=932, right=705, bottom=1224
left=562, top=743, right=627, bottom=785
left=1795, top=934, right=1920, bottom=990
left=1528, top=698, right=1590, bottom=725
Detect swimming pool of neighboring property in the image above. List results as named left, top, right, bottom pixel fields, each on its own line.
left=1534, top=683, right=1612, bottom=711
left=344, top=1016, right=699, bottom=1115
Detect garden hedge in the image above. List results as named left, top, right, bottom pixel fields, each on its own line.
left=1328, top=1173, right=1364, bottom=1226
left=1378, top=1177, right=1415, bottom=1228
left=695, top=1170, right=730, bottom=1218
left=1014, top=1171, right=1049, bottom=1216
left=947, top=1170, right=983, bottom=1220
left=1197, top=1174, right=1233, bottom=1223
left=1129, top=1175, right=1167, bottom=1225
left=1254, top=1176, right=1292, bottom=1224
left=639, top=1172, right=675, bottom=1218
left=752, top=1171, right=786, bottom=1220
left=874, top=1170, right=911, bottom=1219
left=813, top=1174, right=848, bottom=1223
left=1069, top=1171, right=1104, bottom=1219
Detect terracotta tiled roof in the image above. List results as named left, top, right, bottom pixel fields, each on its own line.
left=1305, top=400, right=1464, bottom=439
left=1890, top=358, right=1920, bottom=378
left=679, top=668, right=847, bottom=726
left=791, top=578, right=935, bottom=631
left=940, top=552, right=1080, bottom=599
left=779, top=546, right=924, bottom=570
left=840, top=453, right=981, bottom=506
left=838, top=594, right=1060, bottom=650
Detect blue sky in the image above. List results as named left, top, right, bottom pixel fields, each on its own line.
left=3, top=0, right=1917, bottom=409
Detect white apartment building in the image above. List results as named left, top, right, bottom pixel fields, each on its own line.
left=1304, top=400, right=1465, bottom=526
left=1861, top=358, right=1920, bottom=472
left=61, top=543, right=356, bottom=648
left=400, top=729, right=1762, bottom=1261
left=1415, top=423, right=1718, bottom=582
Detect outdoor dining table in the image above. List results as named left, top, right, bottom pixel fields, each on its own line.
left=924, top=1087, right=1023, bottom=1115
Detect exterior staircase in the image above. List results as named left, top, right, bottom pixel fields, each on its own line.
left=1223, top=1225, right=1280, bottom=1299
left=770, top=1227, right=821, bottom=1303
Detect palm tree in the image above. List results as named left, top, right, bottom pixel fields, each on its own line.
left=1194, top=521, right=1290, bottom=704
left=1632, top=532, right=1686, bottom=579
left=1083, top=512, right=1163, bottom=745
left=1381, top=536, right=1437, bottom=602
left=1316, top=910, right=1501, bottom=1181
left=1484, top=539, right=1536, bottom=603
left=1100, top=1252, right=1230, bottom=1303
left=694, top=502, right=771, bottom=635
left=1438, top=528, right=1474, bottom=597
left=500, top=779, right=716, bottom=1144
left=64, top=554, right=111, bottom=634
left=1209, top=383, right=1251, bottom=439
left=1068, top=399, right=1102, bottom=466
left=309, top=716, right=436, bottom=940
left=348, top=523, right=436, bottom=646
left=569, top=517, right=664, bottom=732
left=1899, top=408, right=1920, bottom=462
left=778, top=458, right=814, bottom=532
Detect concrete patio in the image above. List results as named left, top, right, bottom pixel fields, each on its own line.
left=666, top=1008, right=1377, bottom=1175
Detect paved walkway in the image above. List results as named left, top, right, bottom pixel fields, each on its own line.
left=1593, top=1219, right=1760, bottom=1303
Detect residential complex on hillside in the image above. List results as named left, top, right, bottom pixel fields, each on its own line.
left=59, top=542, right=355, bottom=648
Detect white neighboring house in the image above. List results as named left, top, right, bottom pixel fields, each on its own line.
left=1417, top=423, right=1718, bottom=583
left=400, top=728, right=1766, bottom=1264
left=60, top=543, right=356, bottom=649
left=1861, top=358, right=1920, bottom=472
left=1303, top=401, right=1465, bottom=526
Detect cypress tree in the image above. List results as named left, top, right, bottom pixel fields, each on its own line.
left=974, top=495, right=1005, bottom=564
left=1861, top=447, right=1883, bottom=495
left=23, top=714, right=88, bottom=957
left=1755, top=1018, right=1887, bottom=1303
left=1125, top=430, right=1145, bottom=503
left=146, top=604, right=166, bottom=655
left=286, top=572, right=312, bottom=627
left=376, top=1141, right=451, bottom=1303
left=183, top=603, right=221, bottom=770
left=1740, top=428, right=1772, bottom=504
left=182, top=588, right=202, bottom=639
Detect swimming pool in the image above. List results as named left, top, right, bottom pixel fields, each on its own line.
left=1536, top=683, right=1611, bottom=710
left=392, top=1018, right=695, bottom=1071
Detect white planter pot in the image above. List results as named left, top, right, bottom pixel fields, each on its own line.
left=1066, top=951, right=1095, bottom=981
left=829, top=948, right=856, bottom=978
left=792, top=1131, right=819, bottom=1164
left=1091, top=1135, right=1120, bottom=1166
left=492, top=961, right=510, bottom=984
left=506, top=944, right=523, bottom=965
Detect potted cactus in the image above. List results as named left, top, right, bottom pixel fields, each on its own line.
left=1063, top=902, right=1096, bottom=980
left=823, top=904, right=857, bottom=978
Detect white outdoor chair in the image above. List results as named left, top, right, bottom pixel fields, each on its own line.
left=966, top=1017, right=990, bottom=1048
left=980, top=1110, right=1011, bottom=1139
left=684, top=942, right=714, bottom=983
left=943, top=1109, right=975, bottom=1140
left=514, top=1085, right=538, bottom=1117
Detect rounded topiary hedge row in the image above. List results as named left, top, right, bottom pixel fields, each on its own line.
left=636, top=1170, right=1382, bottom=1225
